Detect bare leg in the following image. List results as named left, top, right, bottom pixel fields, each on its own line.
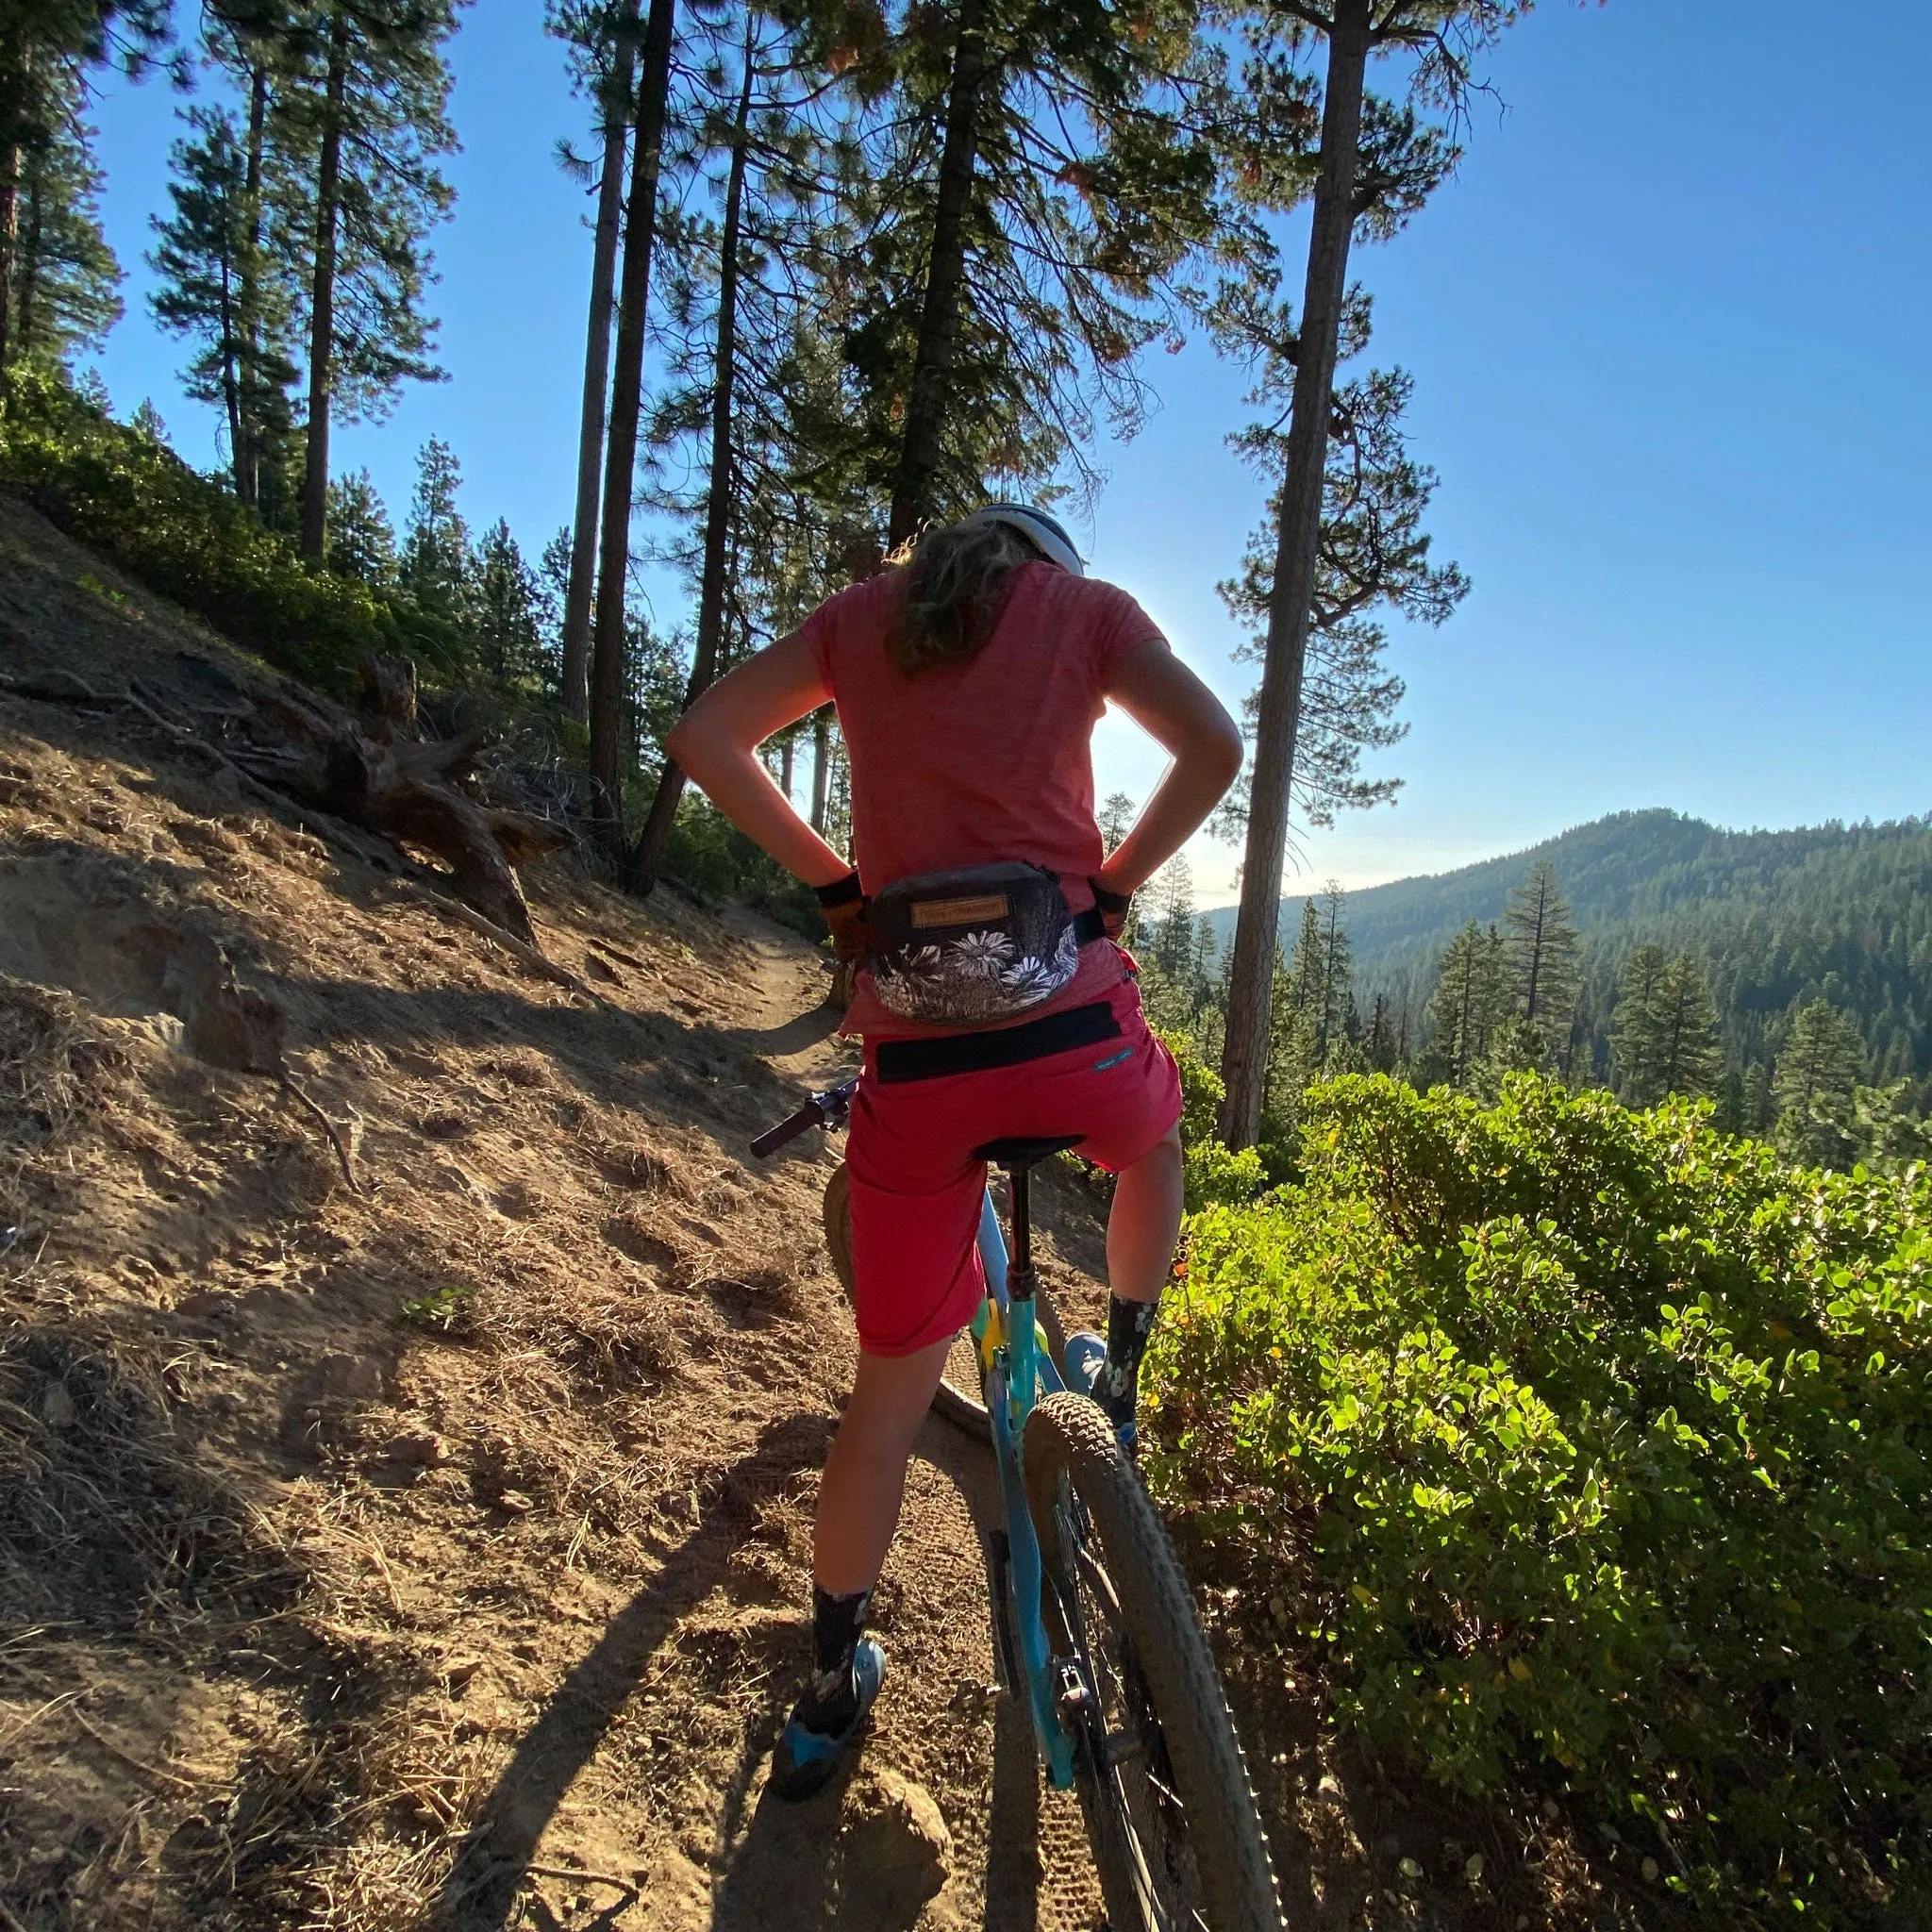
left=1106, top=1120, right=1183, bottom=1303
left=813, top=1333, right=951, bottom=1594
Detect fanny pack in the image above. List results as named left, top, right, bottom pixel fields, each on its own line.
left=867, top=861, right=1104, bottom=1024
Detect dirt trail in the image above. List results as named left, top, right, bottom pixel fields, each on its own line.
left=0, top=493, right=1130, bottom=1931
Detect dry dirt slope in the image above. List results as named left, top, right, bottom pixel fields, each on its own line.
left=0, top=491, right=1148, bottom=1931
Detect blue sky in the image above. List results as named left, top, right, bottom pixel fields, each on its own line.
left=84, top=0, right=1931, bottom=908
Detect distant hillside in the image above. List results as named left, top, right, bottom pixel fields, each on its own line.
left=1207, top=808, right=1932, bottom=1092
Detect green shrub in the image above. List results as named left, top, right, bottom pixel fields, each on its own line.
left=1182, top=1135, right=1267, bottom=1212
left=1152, top=1027, right=1269, bottom=1209
left=0, top=364, right=463, bottom=694
left=1148, top=1073, right=1931, bottom=1924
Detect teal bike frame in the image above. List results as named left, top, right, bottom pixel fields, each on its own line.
left=972, top=1173, right=1081, bottom=1790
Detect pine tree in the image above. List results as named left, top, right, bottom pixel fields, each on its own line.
left=199, top=1, right=306, bottom=513
left=629, top=5, right=763, bottom=886
left=1216, top=0, right=1529, bottom=1148
left=1647, top=953, right=1723, bottom=1102
left=1190, top=916, right=1220, bottom=1013
left=5, top=75, right=123, bottom=363
left=622, top=613, right=688, bottom=777
left=1147, top=855, right=1197, bottom=984
left=273, top=0, right=462, bottom=559
left=586, top=0, right=676, bottom=842
left=1311, top=883, right=1353, bottom=1066
left=0, top=1, right=172, bottom=372
left=536, top=524, right=574, bottom=696
left=1098, top=791, right=1137, bottom=856
left=324, top=465, right=396, bottom=584
left=1608, top=941, right=1670, bottom=1104
left=870, top=0, right=1219, bottom=544
left=1422, top=918, right=1507, bottom=1090
left=1774, top=998, right=1869, bottom=1168
left=149, top=104, right=300, bottom=499
left=475, top=520, right=547, bottom=687
left=1365, top=992, right=1398, bottom=1074
left=551, top=0, right=642, bottom=723
left=399, top=435, right=471, bottom=624
left=1264, top=919, right=1322, bottom=1131
left=1500, top=858, right=1581, bottom=1066
left=1211, top=352, right=1467, bottom=840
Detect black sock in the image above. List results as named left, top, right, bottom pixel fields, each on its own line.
left=1099, top=1294, right=1159, bottom=1433
left=800, top=1583, right=870, bottom=1729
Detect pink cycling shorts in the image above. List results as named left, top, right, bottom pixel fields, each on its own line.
left=843, top=974, right=1182, bottom=1357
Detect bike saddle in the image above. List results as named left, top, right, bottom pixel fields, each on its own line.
left=973, top=1134, right=1085, bottom=1167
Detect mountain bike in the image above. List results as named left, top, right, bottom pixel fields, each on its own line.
left=753, top=1083, right=1285, bottom=1932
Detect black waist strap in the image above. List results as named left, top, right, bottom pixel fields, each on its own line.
left=1072, top=906, right=1107, bottom=945
left=874, top=998, right=1122, bottom=1084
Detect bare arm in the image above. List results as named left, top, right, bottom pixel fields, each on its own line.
left=1095, top=639, right=1245, bottom=900
left=663, top=627, right=852, bottom=888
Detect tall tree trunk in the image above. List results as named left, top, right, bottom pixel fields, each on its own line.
left=809, top=707, right=831, bottom=833
left=779, top=732, right=793, bottom=801
left=0, top=150, right=17, bottom=375
left=236, top=58, right=269, bottom=507
left=587, top=0, right=675, bottom=851
left=561, top=0, right=641, bottom=724
left=1216, top=0, right=1372, bottom=1148
left=887, top=0, right=989, bottom=548
left=300, top=7, right=350, bottom=563
left=219, top=253, right=243, bottom=481
left=628, top=33, right=755, bottom=892
left=15, top=165, right=42, bottom=356
left=0, top=33, right=25, bottom=377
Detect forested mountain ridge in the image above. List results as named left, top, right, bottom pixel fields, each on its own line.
left=1206, top=808, right=1932, bottom=1097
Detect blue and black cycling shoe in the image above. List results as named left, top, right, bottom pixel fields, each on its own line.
left=770, top=1637, right=886, bottom=1802
left=1063, top=1331, right=1138, bottom=1460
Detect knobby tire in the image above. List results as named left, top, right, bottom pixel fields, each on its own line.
left=1023, top=1392, right=1284, bottom=1932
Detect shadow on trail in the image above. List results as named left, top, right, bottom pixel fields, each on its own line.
left=438, top=1399, right=1081, bottom=1932
left=714, top=994, right=845, bottom=1061
left=434, top=1412, right=832, bottom=1932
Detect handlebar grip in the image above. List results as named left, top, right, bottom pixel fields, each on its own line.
left=750, top=1079, right=858, bottom=1159
left=750, top=1106, right=821, bottom=1158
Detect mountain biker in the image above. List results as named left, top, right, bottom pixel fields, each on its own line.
left=666, top=502, right=1242, bottom=1801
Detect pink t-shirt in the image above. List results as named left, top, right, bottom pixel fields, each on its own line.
left=797, top=559, right=1164, bottom=1038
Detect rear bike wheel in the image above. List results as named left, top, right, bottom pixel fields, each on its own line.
left=821, top=1164, right=1067, bottom=1439
left=1024, top=1392, right=1283, bottom=1932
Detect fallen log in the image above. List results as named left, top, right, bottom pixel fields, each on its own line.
left=225, top=658, right=573, bottom=947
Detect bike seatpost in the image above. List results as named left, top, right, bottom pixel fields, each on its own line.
left=970, top=1135, right=1086, bottom=1308
left=1008, top=1162, right=1036, bottom=1303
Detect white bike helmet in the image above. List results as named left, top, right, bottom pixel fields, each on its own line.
left=953, top=500, right=1085, bottom=577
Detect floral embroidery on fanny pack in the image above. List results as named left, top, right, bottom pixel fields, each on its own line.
left=866, top=862, right=1089, bottom=1024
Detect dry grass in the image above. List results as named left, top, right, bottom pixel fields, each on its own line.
left=0, top=974, right=125, bottom=1141
left=155, top=1669, right=498, bottom=1932
left=0, top=974, right=130, bottom=1233
left=0, top=1322, right=303, bottom=1631
left=0, top=977, right=298, bottom=1635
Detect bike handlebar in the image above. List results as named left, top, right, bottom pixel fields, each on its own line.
left=749, top=1078, right=859, bottom=1158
